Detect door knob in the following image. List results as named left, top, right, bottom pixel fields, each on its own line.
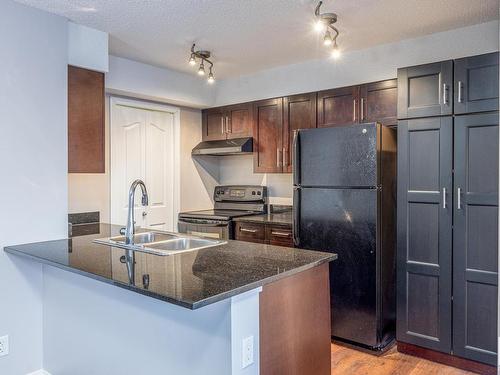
left=142, top=211, right=148, bottom=217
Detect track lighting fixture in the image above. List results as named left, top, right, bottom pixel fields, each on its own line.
left=315, top=1, right=341, bottom=59
left=188, top=54, right=196, bottom=66
left=323, top=30, right=333, bottom=46
left=188, top=43, right=215, bottom=83
left=331, top=40, right=340, bottom=59
left=207, top=68, right=215, bottom=84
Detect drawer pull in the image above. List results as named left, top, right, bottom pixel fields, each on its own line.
left=240, top=228, right=258, bottom=233
left=271, top=231, right=291, bottom=237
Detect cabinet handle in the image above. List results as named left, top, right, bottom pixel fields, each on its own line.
left=271, top=231, right=291, bottom=237
left=240, top=228, right=258, bottom=233
left=226, top=116, right=231, bottom=133
left=353, top=99, right=357, bottom=122
left=362, top=97, right=365, bottom=121
left=442, top=188, right=446, bottom=209
left=221, top=117, right=225, bottom=135
left=282, top=147, right=287, bottom=167
left=276, top=148, right=282, bottom=168
left=458, top=81, right=463, bottom=103
left=442, top=83, right=449, bottom=105
left=457, top=187, right=462, bottom=210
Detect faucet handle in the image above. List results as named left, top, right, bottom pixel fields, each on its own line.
left=119, top=227, right=126, bottom=235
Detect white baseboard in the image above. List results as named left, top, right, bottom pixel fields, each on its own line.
left=26, top=370, right=51, bottom=375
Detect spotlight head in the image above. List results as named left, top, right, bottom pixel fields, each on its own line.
left=323, top=30, right=333, bottom=46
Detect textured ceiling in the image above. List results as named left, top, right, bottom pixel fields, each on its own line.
left=15, top=0, right=499, bottom=78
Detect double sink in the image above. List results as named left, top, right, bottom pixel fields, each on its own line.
left=93, top=231, right=227, bottom=256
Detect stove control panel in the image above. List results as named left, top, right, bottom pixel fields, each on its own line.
left=214, top=185, right=267, bottom=202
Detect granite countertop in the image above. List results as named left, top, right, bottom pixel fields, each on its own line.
left=233, top=210, right=293, bottom=226
left=4, top=223, right=335, bottom=310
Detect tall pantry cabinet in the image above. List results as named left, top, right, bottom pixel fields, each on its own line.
left=397, top=52, right=499, bottom=367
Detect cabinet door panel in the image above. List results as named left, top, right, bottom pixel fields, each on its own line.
left=253, top=98, right=283, bottom=173
left=234, top=222, right=265, bottom=243
left=455, top=52, right=499, bottom=114
left=68, top=65, right=105, bottom=173
left=225, top=103, right=253, bottom=139
left=360, top=79, right=397, bottom=126
left=266, top=225, right=293, bottom=247
left=202, top=108, right=226, bottom=141
left=453, top=113, right=498, bottom=366
left=397, top=117, right=452, bottom=353
left=317, top=86, right=359, bottom=127
left=398, top=61, right=453, bottom=119
left=283, top=93, right=316, bottom=173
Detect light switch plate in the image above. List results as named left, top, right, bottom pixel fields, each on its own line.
left=242, top=335, right=254, bottom=368
left=0, top=335, right=9, bottom=357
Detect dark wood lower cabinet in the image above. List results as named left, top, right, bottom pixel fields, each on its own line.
left=265, top=225, right=293, bottom=247
left=234, top=222, right=265, bottom=243
left=235, top=222, right=293, bottom=247
left=260, top=263, right=331, bottom=375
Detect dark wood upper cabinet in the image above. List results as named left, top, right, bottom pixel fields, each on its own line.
left=360, top=79, right=397, bottom=126
left=253, top=98, right=283, bottom=173
left=317, top=86, right=360, bottom=127
left=68, top=65, right=105, bottom=173
left=283, top=93, right=317, bottom=173
left=202, top=107, right=226, bottom=141
left=202, top=103, right=253, bottom=141
left=454, top=52, right=499, bottom=114
left=225, top=103, right=253, bottom=139
left=398, top=61, right=453, bottom=119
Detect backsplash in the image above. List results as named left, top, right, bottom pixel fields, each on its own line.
left=218, top=155, right=293, bottom=204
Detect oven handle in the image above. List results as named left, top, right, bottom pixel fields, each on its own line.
left=178, top=218, right=227, bottom=227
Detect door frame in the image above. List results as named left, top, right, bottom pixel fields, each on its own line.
left=109, top=96, right=181, bottom=231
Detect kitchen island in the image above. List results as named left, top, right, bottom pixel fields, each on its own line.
left=5, top=224, right=335, bottom=375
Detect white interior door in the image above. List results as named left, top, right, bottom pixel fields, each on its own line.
left=111, top=100, right=176, bottom=231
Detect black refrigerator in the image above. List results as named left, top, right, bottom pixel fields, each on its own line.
left=293, top=123, right=397, bottom=350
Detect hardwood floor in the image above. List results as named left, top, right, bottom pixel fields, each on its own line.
left=331, top=342, right=477, bottom=375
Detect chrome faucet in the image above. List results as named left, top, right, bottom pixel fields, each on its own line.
left=121, top=179, right=149, bottom=245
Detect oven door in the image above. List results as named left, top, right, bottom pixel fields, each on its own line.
left=178, top=218, right=231, bottom=240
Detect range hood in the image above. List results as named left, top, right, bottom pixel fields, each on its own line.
left=191, top=137, right=253, bottom=156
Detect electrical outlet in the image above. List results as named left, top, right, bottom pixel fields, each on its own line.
left=0, top=335, right=9, bottom=357
left=241, top=335, right=254, bottom=369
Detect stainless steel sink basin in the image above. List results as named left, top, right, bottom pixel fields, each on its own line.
left=146, top=238, right=222, bottom=254
left=108, top=231, right=178, bottom=245
left=93, top=231, right=226, bottom=256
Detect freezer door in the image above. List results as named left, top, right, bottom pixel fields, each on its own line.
left=295, top=124, right=378, bottom=187
left=296, top=187, right=379, bottom=347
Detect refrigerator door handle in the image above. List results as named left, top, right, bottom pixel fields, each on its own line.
left=292, top=130, right=300, bottom=186
left=293, top=187, right=301, bottom=247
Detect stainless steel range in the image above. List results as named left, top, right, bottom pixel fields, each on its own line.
left=178, top=185, right=267, bottom=240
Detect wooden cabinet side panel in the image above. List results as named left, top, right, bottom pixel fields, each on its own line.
left=68, top=65, right=105, bottom=173
left=260, top=263, right=331, bottom=375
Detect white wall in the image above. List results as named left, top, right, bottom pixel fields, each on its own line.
left=43, top=266, right=233, bottom=375
left=0, top=1, right=68, bottom=374
left=68, top=21, right=109, bottom=73
left=216, top=21, right=499, bottom=203
left=106, top=55, right=216, bottom=108
left=215, top=21, right=499, bottom=106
